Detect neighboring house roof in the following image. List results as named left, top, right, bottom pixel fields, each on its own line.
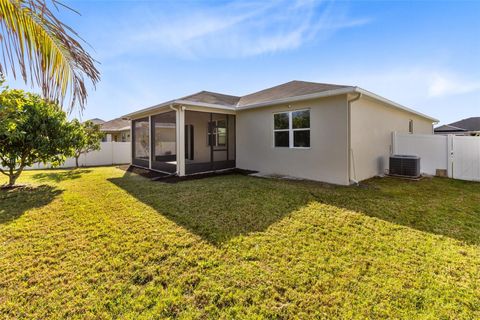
left=434, top=124, right=467, bottom=132
left=435, top=117, right=480, bottom=132
left=87, top=118, right=105, bottom=125
left=100, top=117, right=130, bottom=132
left=123, top=80, right=438, bottom=122
left=450, top=117, right=480, bottom=131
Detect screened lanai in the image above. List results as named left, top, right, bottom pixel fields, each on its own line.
left=131, top=108, right=235, bottom=176
left=185, top=110, right=235, bottom=174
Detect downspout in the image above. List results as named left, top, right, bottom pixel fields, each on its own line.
left=347, top=91, right=362, bottom=185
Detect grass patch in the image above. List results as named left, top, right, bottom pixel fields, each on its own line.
left=1, top=167, right=479, bottom=318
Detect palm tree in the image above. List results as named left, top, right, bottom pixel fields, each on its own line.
left=0, top=0, right=99, bottom=111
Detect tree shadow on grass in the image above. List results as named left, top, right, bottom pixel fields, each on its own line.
left=110, top=172, right=480, bottom=246
left=0, top=185, right=63, bottom=224
left=108, top=173, right=313, bottom=245
left=32, top=169, right=92, bottom=183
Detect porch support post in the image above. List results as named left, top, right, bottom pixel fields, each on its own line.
left=177, top=106, right=186, bottom=176
left=130, top=120, right=133, bottom=165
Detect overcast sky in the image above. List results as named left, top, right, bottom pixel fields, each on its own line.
left=5, top=0, right=480, bottom=125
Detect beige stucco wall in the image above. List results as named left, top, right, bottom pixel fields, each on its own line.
left=236, top=95, right=350, bottom=185
left=350, top=95, right=434, bottom=181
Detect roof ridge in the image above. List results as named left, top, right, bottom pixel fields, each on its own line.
left=288, top=79, right=352, bottom=87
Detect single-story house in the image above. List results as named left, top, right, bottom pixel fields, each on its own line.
left=123, top=80, right=438, bottom=185
left=100, top=118, right=131, bottom=142
left=434, top=117, right=480, bottom=136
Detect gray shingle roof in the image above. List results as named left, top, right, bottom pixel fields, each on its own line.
left=446, top=117, right=480, bottom=131
left=237, top=80, right=352, bottom=106
left=123, top=80, right=438, bottom=122
left=178, top=81, right=352, bottom=107
left=181, top=91, right=240, bottom=106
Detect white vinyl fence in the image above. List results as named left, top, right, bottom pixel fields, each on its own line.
left=24, top=142, right=131, bottom=170
left=452, top=136, right=480, bottom=182
left=393, top=132, right=480, bottom=182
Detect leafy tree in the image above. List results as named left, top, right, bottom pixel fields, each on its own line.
left=0, top=0, right=100, bottom=110
left=70, top=120, right=104, bottom=168
left=0, top=89, right=76, bottom=187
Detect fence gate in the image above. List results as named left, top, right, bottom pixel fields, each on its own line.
left=392, top=132, right=480, bottom=182
left=452, top=136, right=480, bottom=182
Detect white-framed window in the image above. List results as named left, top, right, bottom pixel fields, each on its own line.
left=409, top=119, right=414, bottom=134
left=274, top=109, right=310, bottom=148
left=207, top=120, right=227, bottom=147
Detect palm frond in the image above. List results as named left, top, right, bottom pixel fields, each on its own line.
left=0, top=0, right=99, bottom=111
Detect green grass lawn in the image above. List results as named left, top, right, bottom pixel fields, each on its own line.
left=1, top=167, right=479, bottom=319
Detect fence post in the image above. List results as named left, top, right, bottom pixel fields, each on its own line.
left=447, top=135, right=454, bottom=178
